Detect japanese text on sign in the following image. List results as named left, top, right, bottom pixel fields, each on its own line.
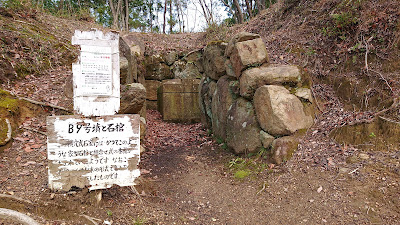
left=47, top=115, right=140, bottom=191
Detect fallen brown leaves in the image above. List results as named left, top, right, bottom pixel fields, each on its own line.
left=144, top=110, right=213, bottom=154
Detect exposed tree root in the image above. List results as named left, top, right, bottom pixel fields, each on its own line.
left=80, top=214, right=101, bottom=225
left=18, top=96, right=72, bottom=113
left=0, top=194, right=34, bottom=205
left=0, top=208, right=40, bottom=225
left=22, top=127, right=47, bottom=136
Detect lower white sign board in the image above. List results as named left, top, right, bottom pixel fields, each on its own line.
left=47, top=114, right=140, bottom=191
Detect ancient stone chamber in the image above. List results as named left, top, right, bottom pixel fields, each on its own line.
left=119, top=32, right=317, bottom=163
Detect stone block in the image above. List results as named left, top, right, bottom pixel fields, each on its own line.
left=120, top=83, right=146, bottom=114
left=146, top=100, right=158, bottom=110
left=254, top=85, right=313, bottom=136
left=144, top=80, right=161, bottom=101
left=144, top=55, right=173, bottom=80
left=184, top=50, right=204, bottom=73
left=120, top=56, right=129, bottom=85
left=225, top=32, right=261, bottom=57
left=159, top=79, right=201, bottom=122
left=260, top=130, right=275, bottom=148
left=240, top=64, right=301, bottom=99
left=226, top=98, right=262, bottom=154
left=211, top=76, right=237, bottom=140
left=203, top=42, right=227, bottom=80
left=230, top=38, right=268, bottom=78
left=199, top=77, right=215, bottom=128
left=165, top=51, right=178, bottom=66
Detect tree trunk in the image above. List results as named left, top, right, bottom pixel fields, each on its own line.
left=58, top=0, right=64, bottom=11
left=109, top=0, right=122, bottom=29
left=198, top=0, right=210, bottom=25
left=163, top=0, right=167, bottom=33
left=149, top=0, right=153, bottom=32
left=176, top=1, right=181, bottom=32
left=245, top=0, right=252, bottom=18
left=221, top=0, right=235, bottom=19
left=233, top=0, right=243, bottom=24
left=257, top=0, right=265, bottom=11
left=169, top=0, right=173, bottom=33
left=125, top=0, right=129, bottom=31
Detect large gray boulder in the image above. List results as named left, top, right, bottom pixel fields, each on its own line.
left=120, top=83, right=146, bottom=114
left=228, top=38, right=268, bottom=78
left=180, top=63, right=202, bottom=79
left=211, top=76, right=237, bottom=140
left=171, top=60, right=186, bottom=79
left=226, top=98, right=262, bottom=154
left=144, top=55, right=173, bottom=80
left=119, top=34, right=145, bottom=83
left=199, top=77, right=216, bottom=128
left=165, top=51, right=178, bottom=66
left=184, top=50, right=204, bottom=73
left=120, top=56, right=129, bottom=84
left=225, top=32, right=261, bottom=57
left=254, top=85, right=313, bottom=136
left=240, top=64, right=301, bottom=99
left=203, top=42, right=227, bottom=80
left=260, top=130, right=275, bottom=149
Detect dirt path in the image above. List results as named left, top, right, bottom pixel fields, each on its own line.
left=1, top=69, right=400, bottom=224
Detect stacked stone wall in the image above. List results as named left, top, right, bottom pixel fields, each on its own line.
left=199, top=32, right=316, bottom=163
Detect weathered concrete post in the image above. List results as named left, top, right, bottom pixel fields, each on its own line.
left=47, top=30, right=141, bottom=192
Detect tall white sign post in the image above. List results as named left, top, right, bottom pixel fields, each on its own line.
left=47, top=30, right=141, bottom=191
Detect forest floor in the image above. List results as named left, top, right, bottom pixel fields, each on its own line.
left=0, top=65, right=399, bottom=224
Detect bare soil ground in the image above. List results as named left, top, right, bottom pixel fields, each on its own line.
left=0, top=66, right=399, bottom=224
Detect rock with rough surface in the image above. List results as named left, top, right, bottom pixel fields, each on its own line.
left=120, top=83, right=146, bottom=114
left=199, top=77, right=216, bottom=128
left=254, top=85, right=313, bottom=136
left=165, top=51, right=178, bottom=66
left=182, top=63, right=202, bottom=79
left=225, top=32, right=261, bottom=57
left=240, top=64, right=301, bottom=99
left=120, top=34, right=145, bottom=83
left=295, top=87, right=313, bottom=102
left=171, top=60, right=186, bottom=78
left=211, top=76, right=237, bottom=140
left=229, top=38, right=268, bottom=78
left=120, top=56, right=129, bottom=84
left=203, top=42, right=227, bottom=80
left=184, top=50, right=204, bottom=73
left=260, top=130, right=275, bottom=148
left=144, top=80, right=161, bottom=101
left=0, top=118, right=12, bottom=146
left=271, top=136, right=299, bottom=164
left=226, top=98, right=262, bottom=154
left=144, top=55, right=173, bottom=80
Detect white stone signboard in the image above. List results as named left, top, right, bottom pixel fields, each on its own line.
left=47, top=115, right=140, bottom=191
left=72, top=30, right=120, bottom=116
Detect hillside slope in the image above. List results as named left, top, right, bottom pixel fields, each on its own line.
left=0, top=6, right=108, bottom=83
left=237, top=0, right=399, bottom=113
